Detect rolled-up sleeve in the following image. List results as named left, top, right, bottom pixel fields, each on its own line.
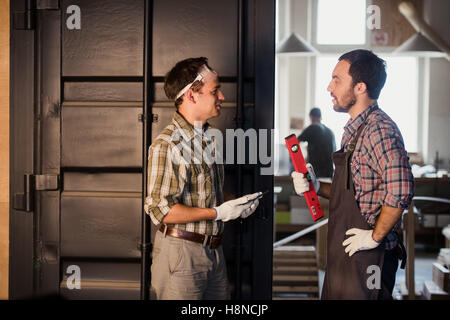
left=144, top=142, right=186, bottom=226
left=371, top=124, right=414, bottom=209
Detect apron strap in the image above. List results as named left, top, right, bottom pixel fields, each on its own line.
left=344, top=106, right=377, bottom=190
left=344, top=123, right=367, bottom=190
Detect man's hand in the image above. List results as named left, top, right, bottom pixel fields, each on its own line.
left=342, top=228, right=380, bottom=257
left=214, top=192, right=261, bottom=222
left=291, top=163, right=320, bottom=196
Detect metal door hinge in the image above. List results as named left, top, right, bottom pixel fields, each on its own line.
left=13, top=174, right=59, bottom=212
left=138, top=114, right=159, bottom=123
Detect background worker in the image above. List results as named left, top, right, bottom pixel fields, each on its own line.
left=298, top=107, right=336, bottom=178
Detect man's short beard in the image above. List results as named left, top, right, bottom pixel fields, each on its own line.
left=333, top=90, right=357, bottom=113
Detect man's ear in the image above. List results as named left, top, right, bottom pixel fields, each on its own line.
left=185, top=88, right=198, bottom=104
left=354, top=82, right=367, bottom=96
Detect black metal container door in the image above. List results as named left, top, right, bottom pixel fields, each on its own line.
left=11, top=0, right=146, bottom=300
left=59, top=0, right=145, bottom=299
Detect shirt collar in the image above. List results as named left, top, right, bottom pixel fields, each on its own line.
left=172, top=111, right=211, bottom=142
left=344, top=103, right=378, bottom=136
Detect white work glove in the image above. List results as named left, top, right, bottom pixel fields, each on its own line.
left=214, top=192, right=261, bottom=222
left=291, top=163, right=320, bottom=196
left=342, top=228, right=381, bottom=257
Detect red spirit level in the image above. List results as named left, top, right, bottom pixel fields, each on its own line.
left=285, top=134, right=324, bottom=221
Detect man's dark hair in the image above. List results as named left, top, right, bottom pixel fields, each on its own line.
left=338, top=49, right=387, bottom=99
left=309, top=107, right=321, bottom=118
left=164, top=57, right=212, bottom=108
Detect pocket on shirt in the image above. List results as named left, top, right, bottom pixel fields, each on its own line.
left=188, top=164, right=213, bottom=208
left=190, top=164, right=212, bottom=188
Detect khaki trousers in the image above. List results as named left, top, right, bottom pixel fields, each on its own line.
left=151, top=230, right=230, bottom=300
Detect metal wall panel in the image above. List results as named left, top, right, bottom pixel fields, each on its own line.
left=62, top=0, right=144, bottom=76
left=64, top=82, right=143, bottom=102
left=152, top=0, right=238, bottom=77
left=60, top=285, right=140, bottom=300
left=60, top=261, right=140, bottom=299
left=64, top=172, right=142, bottom=192
left=61, top=105, right=143, bottom=167
left=61, top=195, right=141, bottom=258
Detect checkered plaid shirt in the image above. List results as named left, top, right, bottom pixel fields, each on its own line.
left=144, top=111, right=224, bottom=236
left=342, top=103, right=414, bottom=250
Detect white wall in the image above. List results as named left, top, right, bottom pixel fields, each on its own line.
left=424, top=0, right=450, bottom=169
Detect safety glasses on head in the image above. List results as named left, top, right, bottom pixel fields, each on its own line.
left=175, top=64, right=218, bottom=100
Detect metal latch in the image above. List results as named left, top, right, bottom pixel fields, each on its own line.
left=13, top=174, right=59, bottom=212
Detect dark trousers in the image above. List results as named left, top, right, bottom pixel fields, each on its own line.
left=377, top=246, right=402, bottom=300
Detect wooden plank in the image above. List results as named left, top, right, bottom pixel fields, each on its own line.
left=274, top=257, right=317, bottom=262
left=432, top=263, right=450, bottom=293
left=273, top=258, right=317, bottom=267
left=273, top=275, right=318, bottom=281
left=423, top=280, right=450, bottom=300
left=274, top=245, right=316, bottom=252
left=274, top=249, right=316, bottom=255
left=273, top=265, right=317, bottom=271
left=273, top=275, right=318, bottom=286
left=0, top=0, right=9, bottom=300
left=398, top=282, right=422, bottom=300
left=403, top=202, right=416, bottom=299
left=316, top=197, right=329, bottom=270
left=273, top=251, right=316, bottom=259
left=272, top=296, right=319, bottom=300
left=273, top=266, right=318, bottom=275
left=273, top=285, right=318, bottom=294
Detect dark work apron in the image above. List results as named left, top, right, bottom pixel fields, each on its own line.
left=321, top=114, right=385, bottom=300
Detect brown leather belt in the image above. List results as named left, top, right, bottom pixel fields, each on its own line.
left=159, top=225, right=223, bottom=249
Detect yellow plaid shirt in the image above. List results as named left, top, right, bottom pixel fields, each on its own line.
left=144, top=111, right=225, bottom=236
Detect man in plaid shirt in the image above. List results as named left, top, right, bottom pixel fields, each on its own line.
left=145, top=57, right=261, bottom=300
left=293, top=50, right=414, bottom=299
